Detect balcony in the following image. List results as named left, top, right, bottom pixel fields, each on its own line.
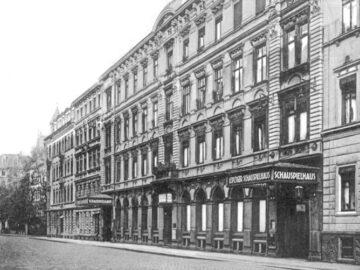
left=153, top=162, right=178, bottom=180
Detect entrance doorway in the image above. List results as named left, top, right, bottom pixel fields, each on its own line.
left=163, top=206, right=172, bottom=245
left=277, top=192, right=309, bottom=258
left=102, top=207, right=112, bottom=241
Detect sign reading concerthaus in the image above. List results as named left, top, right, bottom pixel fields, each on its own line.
left=227, top=166, right=318, bottom=187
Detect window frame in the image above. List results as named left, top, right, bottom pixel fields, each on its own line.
left=183, top=38, right=189, bottom=61
left=198, top=27, right=205, bottom=51
left=340, top=74, right=357, bottom=125
left=215, top=16, right=222, bottom=42
left=342, top=0, right=358, bottom=33
left=232, top=56, right=244, bottom=93
left=197, top=76, right=206, bottom=109
left=338, top=165, right=356, bottom=213
left=254, top=43, right=267, bottom=84
left=182, top=85, right=191, bottom=115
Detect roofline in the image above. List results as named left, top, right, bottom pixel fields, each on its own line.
left=71, top=82, right=103, bottom=108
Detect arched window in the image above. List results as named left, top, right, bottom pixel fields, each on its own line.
left=212, top=187, right=225, bottom=232
left=123, top=198, right=129, bottom=231
left=181, top=191, right=191, bottom=232
left=116, top=199, right=121, bottom=231
left=195, top=189, right=207, bottom=232
left=141, top=196, right=148, bottom=230
left=132, top=197, right=138, bottom=230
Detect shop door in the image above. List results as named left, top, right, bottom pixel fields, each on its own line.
left=163, top=206, right=172, bottom=245
left=278, top=198, right=309, bottom=258
left=102, top=207, right=112, bottom=241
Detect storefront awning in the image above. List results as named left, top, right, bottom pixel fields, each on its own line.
left=227, top=162, right=319, bottom=187
left=76, top=194, right=113, bottom=206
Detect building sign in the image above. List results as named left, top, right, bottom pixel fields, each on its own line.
left=227, top=165, right=318, bottom=187
left=159, top=193, right=173, bottom=204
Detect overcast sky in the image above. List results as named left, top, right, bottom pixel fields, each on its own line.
left=0, top=0, right=170, bottom=155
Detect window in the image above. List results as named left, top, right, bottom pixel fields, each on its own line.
left=105, top=124, right=111, bottom=150
left=233, top=57, right=244, bottom=93
left=164, top=134, right=173, bottom=164
left=339, top=166, right=356, bottom=212
left=153, top=58, right=159, bottom=77
left=143, top=65, right=148, bottom=87
left=281, top=91, right=308, bottom=144
left=215, top=16, right=222, bottom=42
left=182, top=85, right=190, bottom=115
left=234, top=0, right=243, bottom=29
left=237, top=201, right=244, bottom=232
left=115, top=119, right=121, bottom=145
left=196, top=134, right=206, bottom=164
left=232, top=121, right=242, bottom=156
left=213, top=68, right=223, bottom=102
left=343, top=0, right=358, bottom=32
left=198, top=27, right=205, bottom=51
left=125, top=78, right=129, bottom=99
left=283, top=23, right=309, bottom=69
left=182, top=141, right=189, bottom=167
left=133, top=71, right=138, bottom=93
left=116, top=158, right=121, bottom=182
left=165, top=93, right=173, bottom=121
left=124, top=115, right=129, bottom=141
left=133, top=155, right=138, bottom=179
left=142, top=107, right=148, bottom=133
left=153, top=101, right=158, bottom=127
left=213, top=127, right=224, bottom=160
left=183, top=38, right=189, bottom=61
left=142, top=151, right=148, bottom=176
left=186, top=204, right=191, bottom=231
left=259, top=200, right=266, bottom=233
left=167, top=49, right=173, bottom=73
left=106, top=87, right=112, bottom=111
left=124, top=157, right=129, bottom=181
left=256, top=0, right=265, bottom=15
left=132, top=110, right=138, bottom=137
left=340, top=237, right=354, bottom=259
left=254, top=44, right=267, bottom=83
left=202, top=203, right=207, bottom=231
left=197, top=77, right=206, bottom=109
left=152, top=145, right=158, bottom=168
left=341, top=74, right=357, bottom=125
left=218, top=203, right=224, bottom=232
left=253, top=112, right=266, bottom=151
left=116, top=81, right=121, bottom=105
left=105, top=158, right=111, bottom=184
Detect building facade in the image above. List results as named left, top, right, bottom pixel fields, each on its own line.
left=0, top=154, right=28, bottom=188
left=322, top=0, right=360, bottom=264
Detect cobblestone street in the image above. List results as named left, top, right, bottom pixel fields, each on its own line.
left=1, top=235, right=358, bottom=270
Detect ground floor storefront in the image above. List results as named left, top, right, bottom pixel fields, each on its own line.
left=108, top=161, right=322, bottom=260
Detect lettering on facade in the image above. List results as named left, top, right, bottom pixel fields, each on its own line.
left=228, top=171, right=271, bottom=185
left=273, top=170, right=316, bottom=181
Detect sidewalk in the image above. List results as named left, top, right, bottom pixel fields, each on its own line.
left=30, top=236, right=359, bottom=270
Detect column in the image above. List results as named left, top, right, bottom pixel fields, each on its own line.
left=138, top=201, right=143, bottom=243
left=224, top=198, right=232, bottom=251
left=147, top=205, right=153, bottom=243
left=172, top=202, right=180, bottom=246
left=128, top=206, right=133, bottom=238
left=243, top=190, right=253, bottom=254
left=205, top=201, right=213, bottom=250
left=190, top=201, right=196, bottom=248
left=158, top=205, right=164, bottom=244
left=120, top=205, right=125, bottom=239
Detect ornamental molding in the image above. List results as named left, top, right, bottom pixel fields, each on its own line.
left=194, top=66, right=206, bottom=79
left=227, top=106, right=246, bottom=122
left=151, top=50, right=159, bottom=60
left=164, top=38, right=174, bottom=49
left=193, top=124, right=206, bottom=137
left=229, top=43, right=244, bottom=59
left=123, top=152, right=129, bottom=160
left=209, top=115, right=224, bottom=131
left=180, top=24, right=191, bottom=37
left=251, top=32, right=267, bottom=47
left=131, top=149, right=138, bottom=158
left=178, top=129, right=191, bottom=142
left=210, top=56, right=224, bottom=70
left=211, top=0, right=225, bottom=14
left=150, top=140, right=159, bottom=151
left=123, top=72, right=129, bottom=80
left=194, top=12, right=207, bottom=26
left=281, top=8, right=309, bottom=30
left=180, top=75, right=191, bottom=87
left=132, top=66, right=138, bottom=74
left=310, top=0, right=320, bottom=15
left=140, top=145, right=148, bottom=155
left=140, top=58, right=148, bottom=67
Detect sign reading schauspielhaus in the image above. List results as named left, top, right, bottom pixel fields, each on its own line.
left=227, top=164, right=318, bottom=187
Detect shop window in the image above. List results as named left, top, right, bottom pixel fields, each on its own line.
left=215, top=16, right=222, bottom=42
left=196, top=190, right=207, bottom=232
left=132, top=199, right=138, bottom=229
left=341, top=74, right=357, bottom=125
left=197, top=77, right=206, bottom=109
left=232, top=57, right=244, bottom=93
left=201, top=204, right=207, bottom=231
left=182, top=85, right=191, bottom=115
left=152, top=195, right=158, bottom=230
left=339, top=166, right=356, bottom=212
left=141, top=197, right=148, bottom=230
left=123, top=199, right=129, bottom=230
left=340, top=237, right=354, bottom=259
left=254, top=44, right=267, bottom=84
left=259, top=200, right=266, bottom=233
left=198, top=27, right=205, bottom=51
left=116, top=200, right=121, bottom=230
left=213, top=188, right=225, bottom=232
left=343, top=0, right=358, bottom=32
left=234, top=0, right=243, bottom=29
left=182, top=192, right=191, bottom=232
left=186, top=205, right=191, bottom=232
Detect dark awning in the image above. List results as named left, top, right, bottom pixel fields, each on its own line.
left=227, top=162, right=319, bottom=187
left=76, top=194, right=113, bottom=206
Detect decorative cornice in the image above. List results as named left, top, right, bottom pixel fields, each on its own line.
left=178, top=129, right=191, bottom=142
left=227, top=106, right=246, bottom=122
left=180, top=24, right=191, bottom=37
left=194, top=66, right=206, bottom=79
left=164, top=38, right=174, bottom=49
left=211, top=0, right=225, bottom=14
left=210, top=56, right=224, bottom=70
left=194, top=12, right=207, bottom=26
left=281, top=8, right=309, bottom=30
left=209, top=115, right=224, bottom=131
left=193, top=124, right=206, bottom=137
left=180, top=75, right=191, bottom=87
left=229, top=43, right=244, bottom=59
left=251, top=32, right=267, bottom=47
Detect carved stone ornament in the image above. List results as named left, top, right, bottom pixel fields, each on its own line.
left=194, top=67, right=206, bottom=79
left=164, top=38, right=174, bottom=49
left=178, top=129, right=191, bottom=142
left=194, top=124, right=206, bottom=137
left=180, top=75, right=191, bottom=87
left=150, top=140, right=159, bottom=151
left=251, top=32, right=267, bottom=48
left=131, top=149, right=138, bottom=158
left=180, top=24, right=191, bottom=37
left=269, top=23, right=278, bottom=40
left=195, top=12, right=207, bottom=26
left=282, top=9, right=309, bottom=30
left=123, top=152, right=129, bottom=160
left=310, top=0, right=320, bottom=14
left=210, top=56, right=224, bottom=70
left=141, top=146, right=148, bottom=155
left=123, top=72, right=129, bottom=80
left=227, top=106, right=245, bottom=122
left=140, top=58, right=148, bottom=67
left=151, top=50, right=159, bottom=60
left=209, top=117, right=224, bottom=131
left=211, top=0, right=225, bottom=14
left=132, top=66, right=138, bottom=74
left=131, top=106, right=138, bottom=115
left=229, top=44, right=244, bottom=60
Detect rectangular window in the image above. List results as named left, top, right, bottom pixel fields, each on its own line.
left=182, top=85, right=190, bottom=115
left=143, top=65, right=148, bottom=87
left=116, top=81, right=121, bottom=105
left=105, top=124, right=111, bottom=149
left=186, top=205, right=191, bottom=232
left=343, top=0, right=358, bottom=32
left=255, top=44, right=267, bottom=83
left=167, top=49, right=173, bottom=73
left=215, top=16, right=222, bottom=42
left=253, top=113, right=266, bottom=151
left=237, top=202, right=243, bottom=232
left=197, top=136, right=206, bottom=164
left=234, top=0, right=243, bottom=29
left=198, top=27, right=205, bottom=51
left=165, top=93, right=173, bottom=121
left=152, top=148, right=158, bottom=168
left=341, top=74, right=357, bottom=125
left=183, top=38, right=189, bottom=61
left=133, top=156, right=138, bottom=179
left=232, top=122, right=242, bottom=156
left=340, top=237, right=354, bottom=259
left=142, top=152, right=148, bottom=176
left=105, top=158, right=111, bottom=185
left=106, top=87, right=112, bottom=111
left=339, top=166, right=356, bottom=212
left=197, top=77, right=206, bottom=109
left=116, top=158, right=121, bottom=182
left=218, top=203, right=224, bottom=232
left=201, top=204, right=207, bottom=231
left=124, top=116, right=129, bottom=141
left=233, top=57, right=244, bottom=93
left=182, top=141, right=189, bottom=167
left=124, top=158, right=129, bottom=181
left=125, top=78, right=129, bottom=99
left=133, top=111, right=138, bottom=137
left=256, top=0, right=266, bottom=15
left=133, top=71, right=138, bottom=93
left=153, top=101, right=158, bottom=127
left=213, top=129, right=224, bottom=160
left=259, top=200, right=266, bottom=233
left=153, top=58, right=159, bottom=77
left=281, top=93, right=309, bottom=145
left=164, top=135, right=173, bottom=164
left=142, top=107, right=148, bottom=133
left=214, top=68, right=223, bottom=102
left=115, top=120, right=121, bottom=144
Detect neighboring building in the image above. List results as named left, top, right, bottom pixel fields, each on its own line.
left=98, top=0, right=323, bottom=260
left=45, top=107, right=76, bottom=238
left=72, top=83, right=109, bottom=241
left=322, top=0, right=360, bottom=264
left=0, top=154, right=29, bottom=188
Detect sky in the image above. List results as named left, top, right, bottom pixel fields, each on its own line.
left=0, top=0, right=171, bottom=155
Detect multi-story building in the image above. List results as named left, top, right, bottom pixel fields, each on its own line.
left=322, top=0, right=360, bottom=264
left=72, top=83, right=110, bottom=241
left=45, top=107, right=76, bottom=238
left=98, top=0, right=323, bottom=260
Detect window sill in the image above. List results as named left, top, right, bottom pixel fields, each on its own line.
left=337, top=258, right=356, bottom=264
left=335, top=211, right=358, bottom=217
